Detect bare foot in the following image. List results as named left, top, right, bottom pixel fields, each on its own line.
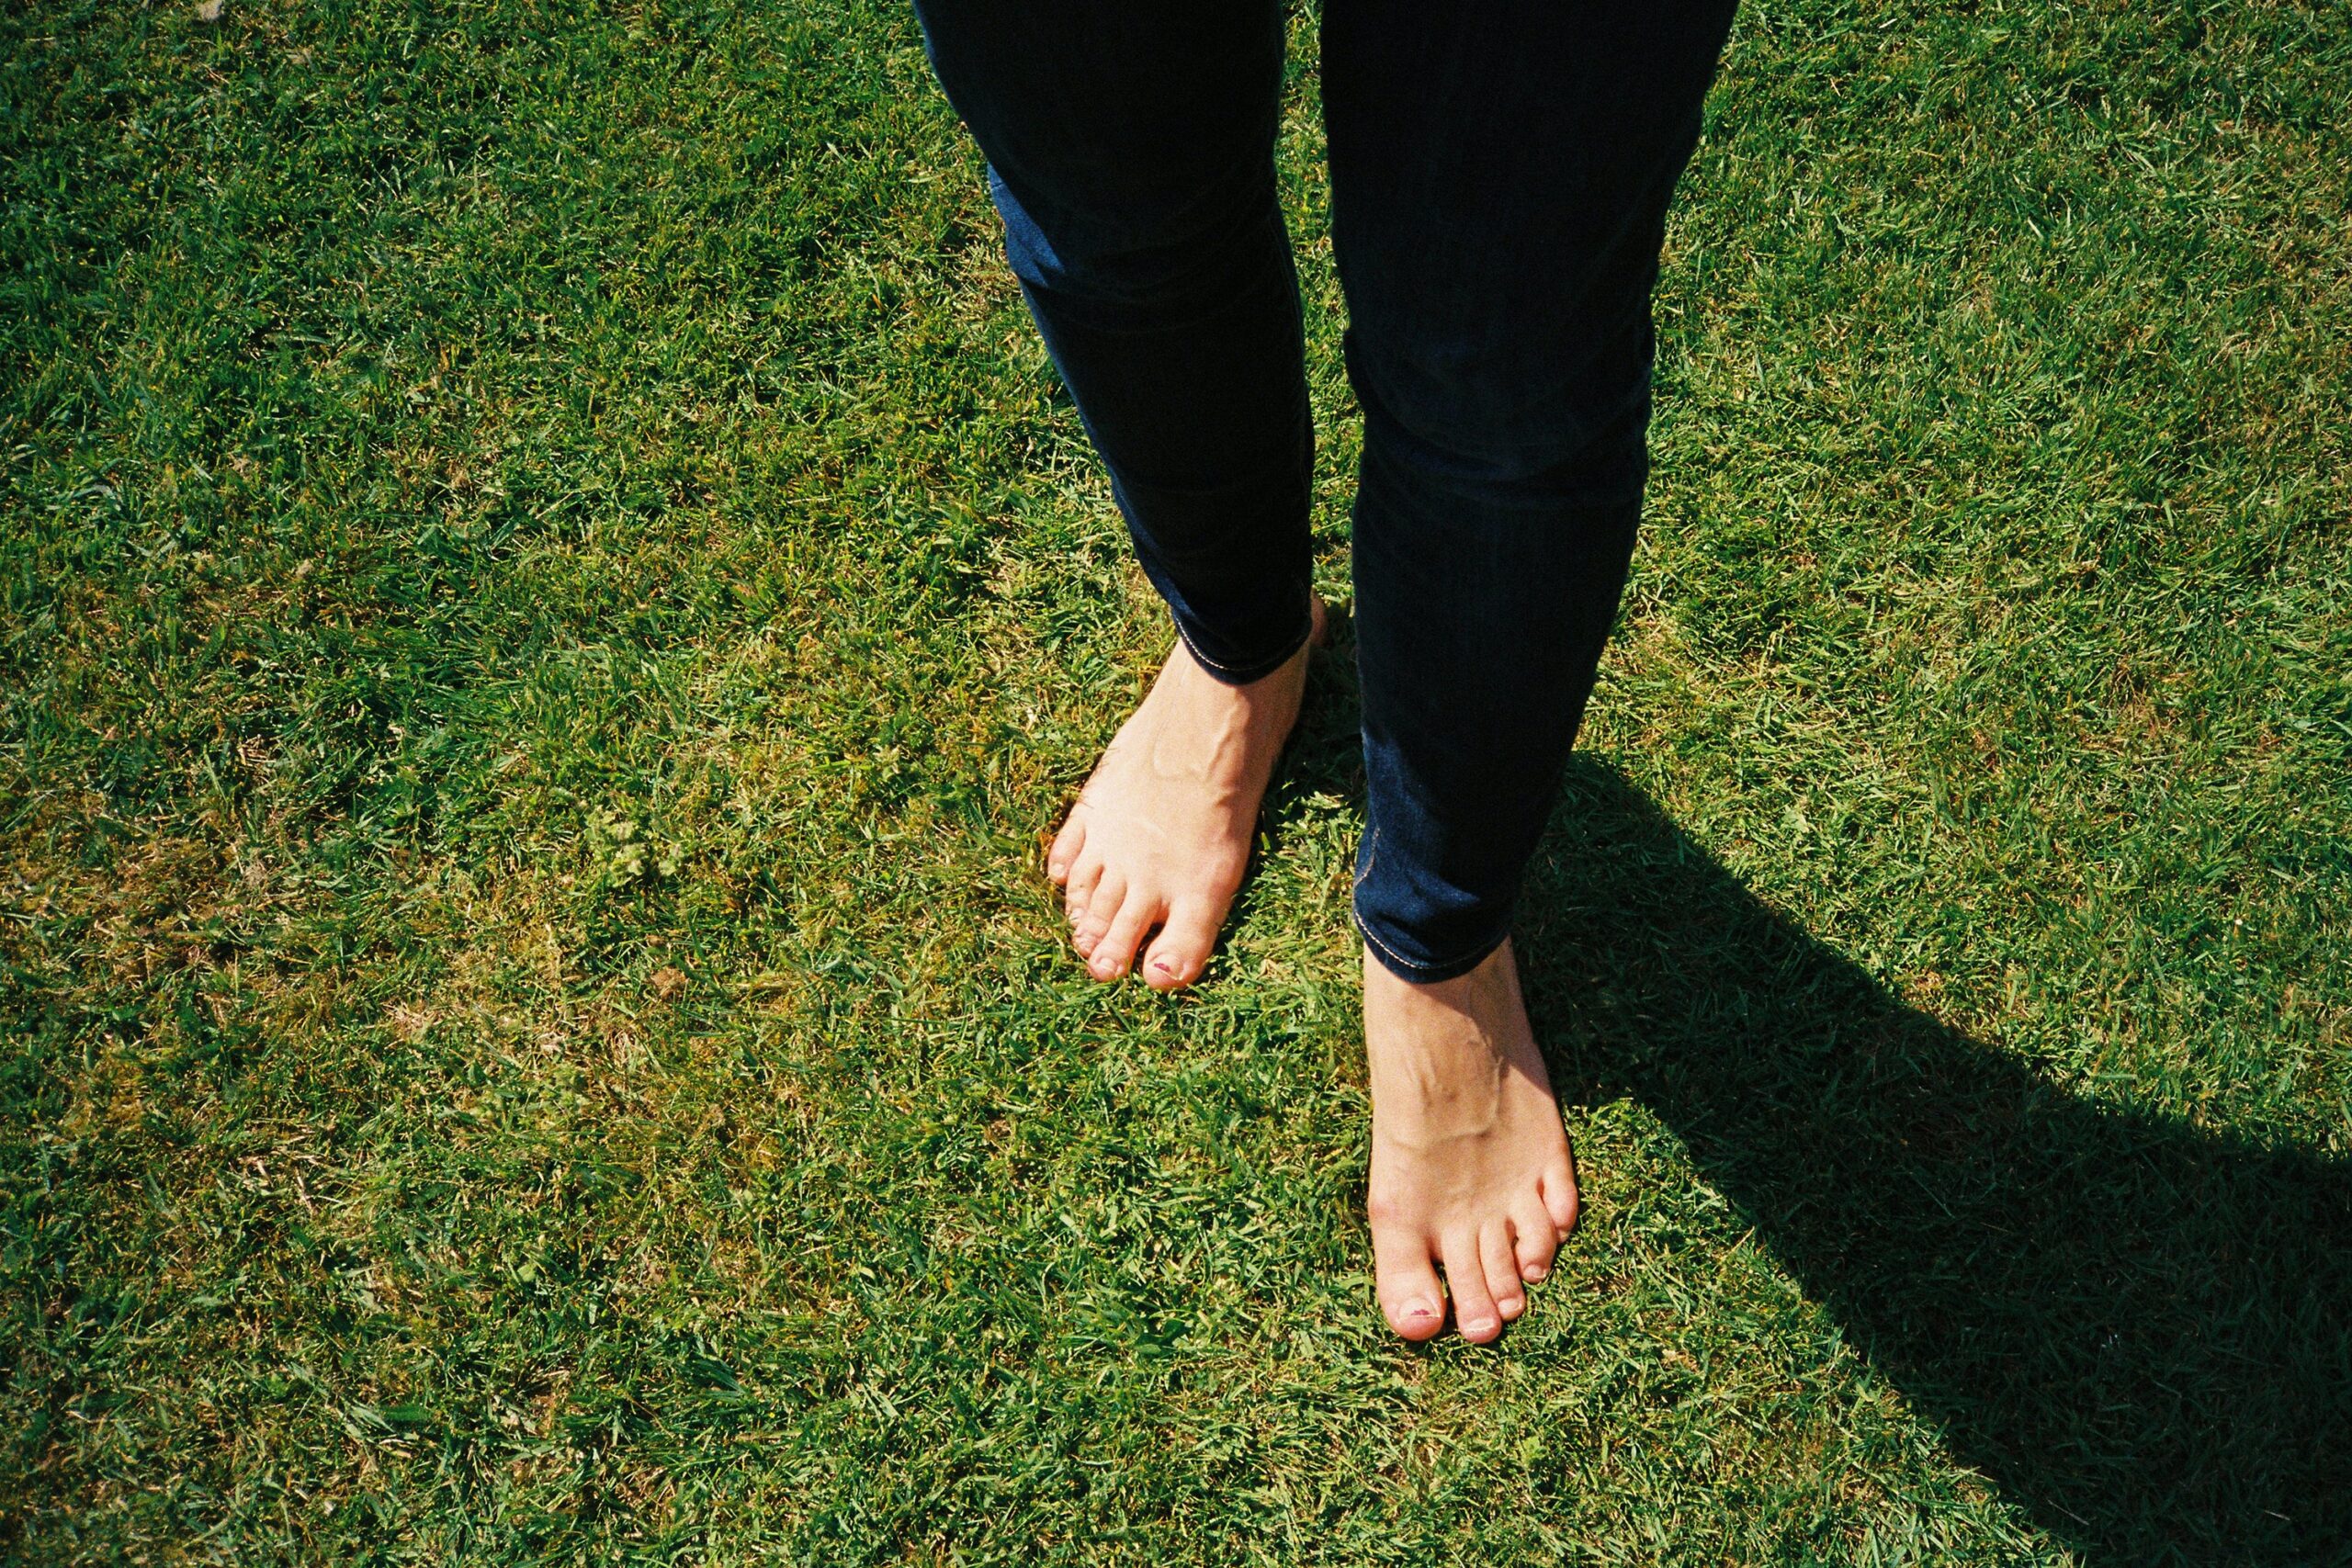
left=1363, top=939, right=1579, bottom=1344
left=1046, top=599, right=1325, bottom=989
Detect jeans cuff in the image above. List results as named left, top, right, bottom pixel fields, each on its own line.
left=1170, top=599, right=1315, bottom=687
left=1353, top=901, right=1510, bottom=986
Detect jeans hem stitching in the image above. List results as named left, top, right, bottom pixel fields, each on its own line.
left=1353, top=904, right=1508, bottom=986
left=1171, top=608, right=1313, bottom=687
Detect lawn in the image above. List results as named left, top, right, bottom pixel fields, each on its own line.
left=3, top=0, right=2348, bottom=1562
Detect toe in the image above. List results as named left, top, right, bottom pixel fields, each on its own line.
left=1047, top=811, right=1087, bottom=886
left=1089, top=891, right=1160, bottom=981
left=1480, top=1220, right=1527, bottom=1322
left=1371, top=1217, right=1447, bottom=1342
left=1442, top=1231, right=1503, bottom=1343
left=1065, top=855, right=1104, bottom=929
left=1141, top=895, right=1220, bottom=990
left=1071, top=870, right=1124, bottom=959
left=1510, top=1191, right=1561, bottom=1284
left=1540, top=1151, right=1580, bottom=1240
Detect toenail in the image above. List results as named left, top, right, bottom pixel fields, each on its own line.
left=1524, top=1265, right=1548, bottom=1282
left=1402, top=1296, right=1439, bottom=1322
left=1465, top=1316, right=1498, bottom=1337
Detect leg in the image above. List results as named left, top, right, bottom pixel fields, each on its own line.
left=915, top=0, right=1322, bottom=987
left=1324, top=0, right=1737, bottom=1340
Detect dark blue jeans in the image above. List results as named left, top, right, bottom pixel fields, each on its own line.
left=916, top=0, right=1737, bottom=982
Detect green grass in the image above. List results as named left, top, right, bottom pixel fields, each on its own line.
left=3, top=0, right=2348, bottom=1561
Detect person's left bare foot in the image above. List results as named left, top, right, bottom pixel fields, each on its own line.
left=1363, top=939, right=1579, bottom=1343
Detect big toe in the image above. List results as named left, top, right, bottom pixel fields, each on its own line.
left=1371, top=1220, right=1447, bottom=1342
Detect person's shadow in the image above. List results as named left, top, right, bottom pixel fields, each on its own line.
left=1476, top=760, right=2352, bottom=1564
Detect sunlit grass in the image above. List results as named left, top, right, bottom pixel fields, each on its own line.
left=3, top=0, right=2346, bottom=1561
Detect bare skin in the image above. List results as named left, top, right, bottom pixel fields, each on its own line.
left=1363, top=939, right=1578, bottom=1343
left=1046, top=604, right=1577, bottom=1344
left=1046, top=598, right=1326, bottom=990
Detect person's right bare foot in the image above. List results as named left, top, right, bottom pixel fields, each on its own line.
left=1046, top=599, right=1325, bottom=989
left=1363, top=938, right=1579, bottom=1344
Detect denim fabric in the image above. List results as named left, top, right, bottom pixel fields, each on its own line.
left=915, top=0, right=1737, bottom=980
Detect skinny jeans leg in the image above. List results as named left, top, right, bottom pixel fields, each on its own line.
left=913, top=0, right=1737, bottom=978
left=914, top=0, right=1317, bottom=683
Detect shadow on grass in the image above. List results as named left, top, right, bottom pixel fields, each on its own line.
left=1495, top=760, right=2352, bottom=1565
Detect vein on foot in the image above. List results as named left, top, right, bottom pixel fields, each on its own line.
left=1363, top=940, right=1578, bottom=1343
